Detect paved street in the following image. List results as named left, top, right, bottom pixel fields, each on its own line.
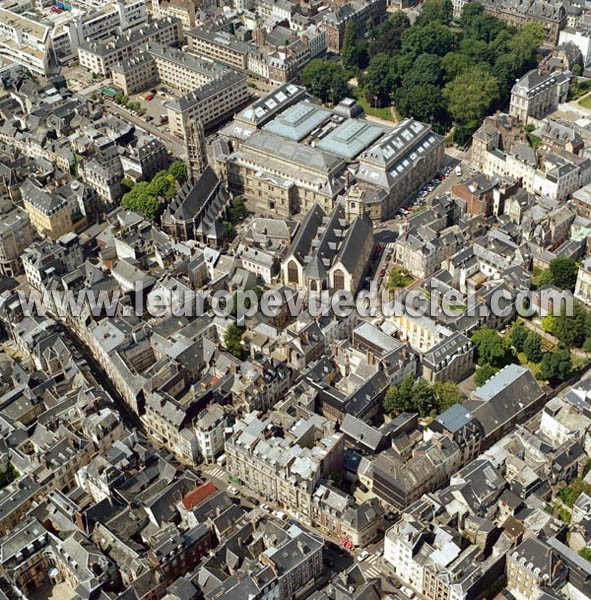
left=103, top=99, right=187, bottom=158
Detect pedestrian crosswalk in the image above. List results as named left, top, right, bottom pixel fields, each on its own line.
left=362, top=554, right=384, bottom=579
left=204, top=466, right=227, bottom=481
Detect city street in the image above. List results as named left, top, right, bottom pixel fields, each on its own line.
left=103, top=99, right=187, bottom=158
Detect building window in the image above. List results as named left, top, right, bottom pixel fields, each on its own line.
left=333, top=269, right=345, bottom=290
left=287, top=260, right=299, bottom=284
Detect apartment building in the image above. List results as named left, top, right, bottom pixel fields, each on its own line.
left=79, top=151, right=124, bottom=205
left=142, top=392, right=201, bottom=465
left=194, top=404, right=226, bottom=464
left=575, top=257, right=591, bottom=305
left=186, top=24, right=251, bottom=71
left=226, top=413, right=344, bottom=523
left=166, top=72, right=249, bottom=137
left=52, top=0, right=148, bottom=60
left=422, top=332, right=475, bottom=384
left=111, top=53, right=158, bottom=95
left=472, top=120, right=591, bottom=202
left=113, top=43, right=226, bottom=95
left=385, top=519, right=505, bottom=600
left=506, top=538, right=567, bottom=600
left=120, top=137, right=168, bottom=182
left=152, top=0, right=195, bottom=28
left=323, top=0, right=387, bottom=52
left=0, top=7, right=51, bottom=75
left=509, top=69, right=570, bottom=123
left=78, top=17, right=183, bottom=76
left=481, top=0, right=567, bottom=45
left=21, top=179, right=74, bottom=240
left=372, top=436, right=462, bottom=509
left=0, top=202, right=33, bottom=277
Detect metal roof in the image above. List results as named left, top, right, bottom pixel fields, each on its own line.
left=316, top=118, right=385, bottom=160
left=263, top=101, right=331, bottom=141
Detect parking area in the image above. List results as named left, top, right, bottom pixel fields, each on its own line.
left=127, top=87, right=175, bottom=130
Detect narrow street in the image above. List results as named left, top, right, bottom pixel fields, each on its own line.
left=103, top=99, right=187, bottom=158
left=56, top=322, right=144, bottom=432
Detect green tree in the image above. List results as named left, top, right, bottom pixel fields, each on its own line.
left=224, top=324, right=246, bottom=359
left=508, top=23, right=544, bottom=68
left=401, top=23, right=457, bottom=59
left=510, top=321, right=528, bottom=352
left=147, top=171, right=173, bottom=197
left=444, top=66, right=499, bottom=125
left=460, top=1, right=485, bottom=28
left=539, top=348, right=572, bottom=383
left=229, top=196, right=246, bottom=223
left=433, top=381, right=464, bottom=411
left=523, top=331, right=543, bottom=363
left=547, top=257, right=578, bottom=291
left=368, top=12, right=410, bottom=57
left=558, top=478, right=591, bottom=507
left=412, top=379, right=436, bottom=416
left=474, top=363, right=499, bottom=386
left=395, top=83, right=450, bottom=134
left=402, top=53, right=443, bottom=88
left=121, top=182, right=160, bottom=220
left=363, top=54, right=394, bottom=106
left=441, top=51, right=474, bottom=81
left=552, top=302, right=587, bottom=348
left=168, top=161, right=188, bottom=183
left=416, top=0, right=453, bottom=25
left=383, top=385, right=402, bottom=416
left=471, top=327, right=512, bottom=367
left=341, top=19, right=357, bottom=69
left=300, top=59, right=349, bottom=104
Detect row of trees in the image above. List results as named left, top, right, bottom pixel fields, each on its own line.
left=324, top=0, right=544, bottom=143
left=471, top=323, right=573, bottom=385
left=121, top=161, right=187, bottom=220
left=383, top=376, right=464, bottom=418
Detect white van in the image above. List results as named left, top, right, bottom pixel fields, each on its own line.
left=400, top=587, right=415, bottom=599
left=217, top=453, right=226, bottom=466
left=455, top=165, right=462, bottom=177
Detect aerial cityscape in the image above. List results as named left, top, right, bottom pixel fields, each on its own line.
left=2, top=0, right=591, bottom=598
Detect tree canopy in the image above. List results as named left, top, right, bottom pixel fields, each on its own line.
left=383, top=376, right=464, bottom=418
left=471, top=327, right=513, bottom=367
left=338, top=1, right=543, bottom=140
left=300, top=60, right=349, bottom=104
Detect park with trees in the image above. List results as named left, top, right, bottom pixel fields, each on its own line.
left=121, top=161, right=187, bottom=220
left=299, top=0, right=544, bottom=144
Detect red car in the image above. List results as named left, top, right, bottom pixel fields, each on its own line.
left=145, top=94, right=154, bottom=101
left=379, top=268, right=386, bottom=277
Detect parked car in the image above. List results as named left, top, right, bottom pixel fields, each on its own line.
left=145, top=94, right=154, bottom=101
left=261, top=503, right=270, bottom=511
left=228, top=486, right=239, bottom=495
left=400, top=586, right=415, bottom=598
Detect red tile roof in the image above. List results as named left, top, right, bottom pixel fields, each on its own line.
left=182, top=481, right=216, bottom=510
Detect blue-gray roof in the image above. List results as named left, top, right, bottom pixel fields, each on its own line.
left=263, top=101, right=331, bottom=141
left=473, top=364, right=528, bottom=401
left=317, top=118, right=386, bottom=160
left=435, top=403, right=472, bottom=433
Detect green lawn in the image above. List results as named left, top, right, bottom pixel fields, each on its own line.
left=386, top=267, right=415, bottom=289
left=580, top=93, right=591, bottom=109
left=352, top=88, right=395, bottom=121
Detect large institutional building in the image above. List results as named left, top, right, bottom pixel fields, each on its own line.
left=215, top=84, right=445, bottom=222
